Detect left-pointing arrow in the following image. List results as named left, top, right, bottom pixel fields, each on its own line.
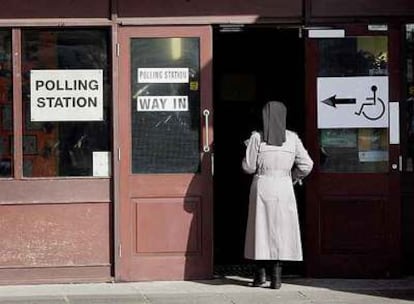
left=321, top=95, right=357, bottom=108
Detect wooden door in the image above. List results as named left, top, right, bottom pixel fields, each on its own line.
left=305, top=25, right=402, bottom=277
left=402, top=24, right=414, bottom=275
left=117, top=26, right=213, bottom=281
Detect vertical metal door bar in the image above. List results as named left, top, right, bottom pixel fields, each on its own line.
left=203, top=109, right=210, bottom=152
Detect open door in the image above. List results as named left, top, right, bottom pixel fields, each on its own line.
left=117, top=26, right=213, bottom=281
left=305, top=25, right=402, bottom=277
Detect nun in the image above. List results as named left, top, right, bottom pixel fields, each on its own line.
left=242, top=101, right=313, bottom=289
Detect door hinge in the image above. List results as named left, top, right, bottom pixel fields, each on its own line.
left=118, top=243, right=122, bottom=257
left=116, top=43, right=120, bottom=57
left=118, top=147, right=121, bottom=161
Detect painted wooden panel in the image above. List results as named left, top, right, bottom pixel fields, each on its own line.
left=134, top=197, right=201, bottom=254
left=402, top=192, right=414, bottom=273
left=0, top=203, right=111, bottom=267
left=0, top=0, right=110, bottom=18
left=319, top=174, right=388, bottom=196
left=0, top=179, right=110, bottom=204
left=311, top=0, right=414, bottom=17
left=0, top=266, right=111, bottom=285
left=0, top=0, right=413, bottom=20
left=117, top=0, right=302, bottom=18
left=321, top=198, right=386, bottom=254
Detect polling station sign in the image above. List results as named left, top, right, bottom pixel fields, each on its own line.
left=30, top=69, right=103, bottom=121
left=137, top=68, right=189, bottom=83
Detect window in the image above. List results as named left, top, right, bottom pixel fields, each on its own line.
left=21, top=29, right=111, bottom=177
left=130, top=37, right=201, bottom=174
left=0, top=30, right=12, bottom=177
left=318, top=36, right=389, bottom=173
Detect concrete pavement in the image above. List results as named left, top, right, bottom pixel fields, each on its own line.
left=0, top=276, right=414, bottom=303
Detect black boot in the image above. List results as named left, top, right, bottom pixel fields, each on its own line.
left=270, top=261, right=282, bottom=289
left=252, top=264, right=266, bottom=287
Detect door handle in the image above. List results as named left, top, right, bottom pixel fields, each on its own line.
left=392, top=156, right=403, bottom=171
left=203, top=109, right=210, bottom=152
left=211, top=152, right=214, bottom=176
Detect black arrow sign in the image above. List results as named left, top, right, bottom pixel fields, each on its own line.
left=321, top=95, right=357, bottom=108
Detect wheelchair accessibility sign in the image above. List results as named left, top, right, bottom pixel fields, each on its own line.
left=317, top=76, right=388, bottom=129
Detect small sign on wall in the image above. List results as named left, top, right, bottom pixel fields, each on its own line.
left=30, top=69, right=103, bottom=122
left=93, top=151, right=111, bottom=177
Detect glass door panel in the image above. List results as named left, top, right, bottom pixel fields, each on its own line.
left=130, top=37, right=201, bottom=174
left=318, top=36, right=389, bottom=173
left=0, top=30, right=12, bottom=177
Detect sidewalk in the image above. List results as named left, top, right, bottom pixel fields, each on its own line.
left=0, top=276, right=414, bottom=304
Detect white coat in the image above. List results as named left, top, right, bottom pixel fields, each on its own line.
left=242, top=130, right=313, bottom=261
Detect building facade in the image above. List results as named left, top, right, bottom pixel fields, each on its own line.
left=0, top=0, right=413, bottom=284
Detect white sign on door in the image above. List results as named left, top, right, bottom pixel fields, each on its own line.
left=137, top=68, right=189, bottom=83
left=31, top=69, right=103, bottom=122
left=317, top=76, right=389, bottom=129
left=137, top=96, right=188, bottom=112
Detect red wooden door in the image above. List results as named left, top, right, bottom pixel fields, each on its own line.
left=117, top=26, right=213, bottom=281
left=305, top=25, right=402, bottom=277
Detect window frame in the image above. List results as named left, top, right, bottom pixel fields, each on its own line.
left=3, top=27, right=114, bottom=180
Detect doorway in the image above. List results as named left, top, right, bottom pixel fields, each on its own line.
left=212, top=25, right=306, bottom=276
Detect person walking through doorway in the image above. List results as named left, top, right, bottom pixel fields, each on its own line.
left=242, top=101, right=313, bottom=289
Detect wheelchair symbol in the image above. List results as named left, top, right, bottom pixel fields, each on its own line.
left=354, top=85, right=386, bottom=121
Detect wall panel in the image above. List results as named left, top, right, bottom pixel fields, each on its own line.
left=311, top=0, right=414, bottom=18
left=0, top=202, right=112, bottom=283
left=117, top=0, right=302, bottom=19
left=0, top=0, right=110, bottom=19
left=134, top=198, right=201, bottom=254
left=0, top=203, right=111, bottom=267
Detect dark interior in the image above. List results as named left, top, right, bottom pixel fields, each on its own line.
left=212, top=25, right=306, bottom=276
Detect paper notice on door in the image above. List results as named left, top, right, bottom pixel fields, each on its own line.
left=93, top=151, right=111, bottom=177
left=358, top=150, right=388, bottom=162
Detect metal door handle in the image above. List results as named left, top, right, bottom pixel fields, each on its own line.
left=399, top=155, right=403, bottom=172
left=203, top=109, right=210, bottom=152
left=211, top=152, right=214, bottom=176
